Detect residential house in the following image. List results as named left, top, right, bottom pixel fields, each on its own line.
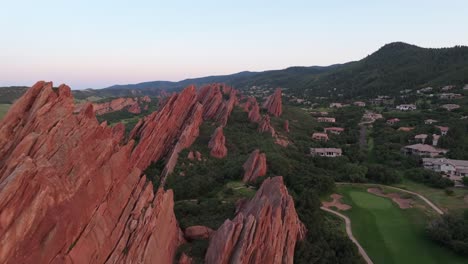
left=329, top=103, right=344, bottom=108
left=386, top=118, right=400, bottom=125
left=324, top=127, right=345, bottom=135
left=312, top=132, right=329, bottom=142
left=362, top=111, right=383, bottom=124
left=310, top=148, right=343, bottom=157
left=424, top=119, right=438, bottom=125
left=441, top=85, right=455, bottom=91
left=354, top=101, right=366, bottom=107
left=401, top=144, right=448, bottom=157
left=417, top=87, right=433, bottom=93
left=438, top=93, right=463, bottom=99
left=310, top=111, right=329, bottom=116
left=396, top=104, right=417, bottom=111
left=436, top=126, right=449, bottom=136
left=317, top=117, right=336, bottom=123
left=423, top=158, right=468, bottom=182
left=432, top=134, right=440, bottom=146
left=414, top=134, right=428, bottom=144
left=441, top=104, right=460, bottom=111
left=370, top=96, right=394, bottom=106
left=398, top=127, right=415, bottom=132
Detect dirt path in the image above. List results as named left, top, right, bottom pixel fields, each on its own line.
left=337, top=183, right=444, bottom=215
left=321, top=207, right=374, bottom=264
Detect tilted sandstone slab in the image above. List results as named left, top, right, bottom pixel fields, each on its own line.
left=205, top=176, right=306, bottom=264
left=129, top=85, right=202, bottom=172
left=242, top=149, right=267, bottom=183
left=0, top=81, right=184, bottom=264
left=91, top=96, right=152, bottom=115
left=208, top=126, right=227, bottom=158
left=262, top=88, right=283, bottom=117
left=258, top=115, right=276, bottom=136
left=197, top=83, right=238, bottom=126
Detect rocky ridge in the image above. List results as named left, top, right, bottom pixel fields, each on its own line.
left=205, top=176, right=306, bottom=264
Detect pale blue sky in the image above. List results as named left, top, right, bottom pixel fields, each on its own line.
left=1, top=0, right=467, bottom=89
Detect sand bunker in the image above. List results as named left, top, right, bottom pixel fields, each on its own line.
left=322, top=193, right=352, bottom=211
left=368, top=188, right=413, bottom=209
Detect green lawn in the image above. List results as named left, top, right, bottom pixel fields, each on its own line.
left=0, top=104, right=11, bottom=120
left=394, top=179, right=468, bottom=212
left=337, top=185, right=467, bottom=264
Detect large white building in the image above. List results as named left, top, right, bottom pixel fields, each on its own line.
left=396, top=104, right=417, bottom=111
left=423, top=158, right=468, bottom=182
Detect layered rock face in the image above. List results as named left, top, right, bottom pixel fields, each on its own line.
left=258, top=115, right=276, bottom=136
left=242, top=149, right=267, bottom=183
left=0, top=81, right=183, bottom=264
left=208, top=126, right=227, bottom=158
left=92, top=96, right=151, bottom=115
left=129, top=85, right=203, bottom=177
left=197, top=83, right=238, bottom=126
left=242, top=97, right=261, bottom=123
left=205, top=176, right=306, bottom=264
left=262, top=88, right=283, bottom=117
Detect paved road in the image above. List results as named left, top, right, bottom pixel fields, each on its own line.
left=336, top=182, right=444, bottom=215
left=321, top=207, right=374, bottom=264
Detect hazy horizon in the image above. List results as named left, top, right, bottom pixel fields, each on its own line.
left=1, top=0, right=468, bottom=89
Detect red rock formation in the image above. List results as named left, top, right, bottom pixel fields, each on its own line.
left=184, top=225, right=214, bottom=240
left=141, top=95, right=151, bottom=103
left=195, top=151, right=202, bottom=161
left=262, top=88, right=283, bottom=117
left=129, top=85, right=203, bottom=179
left=248, top=100, right=261, bottom=124
left=91, top=96, right=152, bottom=115
left=128, top=101, right=142, bottom=114
left=208, top=126, right=227, bottom=158
left=197, top=83, right=238, bottom=126
left=222, top=84, right=232, bottom=95
left=258, top=115, right=276, bottom=136
left=242, top=97, right=255, bottom=112
left=0, top=81, right=184, bottom=264
left=187, top=151, right=195, bottom=160
left=274, top=136, right=290, bottom=147
left=179, top=253, right=194, bottom=264
left=205, top=176, right=306, bottom=264
left=284, top=120, right=290, bottom=133
left=198, top=84, right=224, bottom=120
left=217, top=89, right=238, bottom=126
left=242, top=149, right=267, bottom=183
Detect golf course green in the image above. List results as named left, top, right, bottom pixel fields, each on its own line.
left=337, top=186, right=467, bottom=264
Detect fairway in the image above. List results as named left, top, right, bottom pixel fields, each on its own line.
left=338, top=186, right=467, bottom=264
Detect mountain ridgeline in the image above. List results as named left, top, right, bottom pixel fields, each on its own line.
left=97, top=42, right=468, bottom=99
left=1, top=42, right=467, bottom=103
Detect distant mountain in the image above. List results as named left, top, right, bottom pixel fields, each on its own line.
left=99, top=42, right=468, bottom=99
left=2, top=42, right=467, bottom=103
